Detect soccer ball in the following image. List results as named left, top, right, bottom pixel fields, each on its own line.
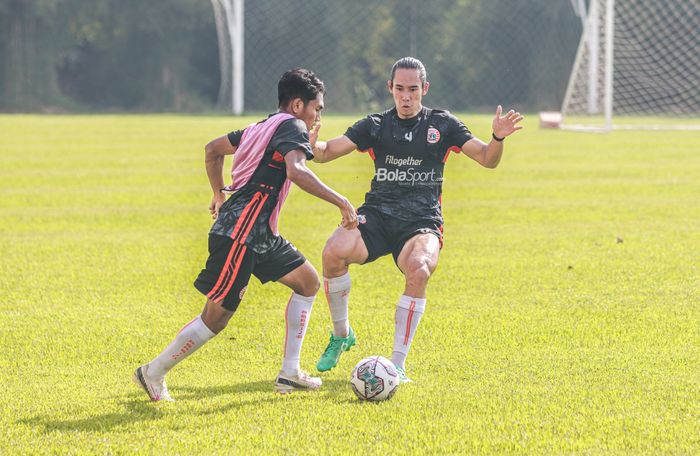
left=350, top=356, right=399, bottom=401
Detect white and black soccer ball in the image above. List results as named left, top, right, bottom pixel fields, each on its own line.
left=350, top=356, right=399, bottom=401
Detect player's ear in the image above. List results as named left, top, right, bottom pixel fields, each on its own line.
left=387, top=80, right=393, bottom=93
left=422, top=81, right=430, bottom=96
left=291, top=98, right=303, bottom=115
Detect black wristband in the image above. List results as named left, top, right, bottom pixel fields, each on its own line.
left=492, top=132, right=505, bottom=142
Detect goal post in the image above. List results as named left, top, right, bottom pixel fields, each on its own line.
left=560, top=0, right=700, bottom=132
left=211, top=0, right=244, bottom=115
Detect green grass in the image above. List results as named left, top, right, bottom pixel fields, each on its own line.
left=1, top=114, right=699, bottom=454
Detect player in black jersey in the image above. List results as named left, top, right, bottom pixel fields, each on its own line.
left=312, top=57, right=524, bottom=381
left=133, top=69, right=358, bottom=401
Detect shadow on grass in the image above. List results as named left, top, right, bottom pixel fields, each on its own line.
left=18, top=398, right=167, bottom=433
left=17, top=378, right=352, bottom=433
left=177, top=378, right=353, bottom=416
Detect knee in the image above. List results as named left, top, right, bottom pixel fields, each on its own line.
left=202, top=312, right=230, bottom=334
left=299, top=275, right=320, bottom=298
left=293, top=264, right=320, bottom=297
left=405, top=262, right=433, bottom=289
left=322, top=239, right=342, bottom=264
left=202, top=301, right=234, bottom=334
left=322, top=238, right=348, bottom=274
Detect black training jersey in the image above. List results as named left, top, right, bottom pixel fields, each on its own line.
left=210, top=115, right=313, bottom=253
left=344, top=107, right=473, bottom=223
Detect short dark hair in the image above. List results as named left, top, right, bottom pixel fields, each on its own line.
left=390, top=57, right=427, bottom=86
left=278, top=68, right=325, bottom=108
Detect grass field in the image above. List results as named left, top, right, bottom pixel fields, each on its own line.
left=1, top=114, right=699, bottom=454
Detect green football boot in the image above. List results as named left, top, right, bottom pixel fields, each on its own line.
left=316, top=327, right=356, bottom=372
left=396, top=366, right=413, bottom=384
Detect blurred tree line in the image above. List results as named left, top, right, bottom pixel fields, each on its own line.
left=0, top=0, right=217, bottom=111
left=0, top=0, right=581, bottom=113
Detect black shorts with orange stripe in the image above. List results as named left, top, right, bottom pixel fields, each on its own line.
left=195, top=187, right=305, bottom=311
left=194, top=234, right=306, bottom=311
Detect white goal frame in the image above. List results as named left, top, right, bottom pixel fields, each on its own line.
left=211, top=0, right=245, bottom=115
left=560, top=0, right=700, bottom=132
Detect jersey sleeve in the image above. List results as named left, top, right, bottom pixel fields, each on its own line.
left=443, top=112, right=473, bottom=149
left=270, top=118, right=314, bottom=160
left=227, top=129, right=245, bottom=147
left=344, top=114, right=381, bottom=151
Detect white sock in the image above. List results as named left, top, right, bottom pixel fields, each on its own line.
left=282, top=292, right=315, bottom=374
left=323, top=272, right=351, bottom=337
left=391, top=295, right=426, bottom=369
left=148, top=315, right=216, bottom=380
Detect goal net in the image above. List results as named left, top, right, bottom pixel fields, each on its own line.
left=212, top=0, right=582, bottom=115
left=561, top=0, right=700, bottom=131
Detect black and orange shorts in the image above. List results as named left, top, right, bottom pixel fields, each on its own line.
left=194, top=234, right=306, bottom=312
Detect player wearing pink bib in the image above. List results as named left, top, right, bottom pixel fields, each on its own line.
left=133, top=69, right=357, bottom=401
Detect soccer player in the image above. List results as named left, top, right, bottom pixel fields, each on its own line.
left=311, top=57, right=523, bottom=382
left=133, top=68, right=358, bottom=401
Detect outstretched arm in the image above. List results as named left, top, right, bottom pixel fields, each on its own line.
left=309, top=122, right=358, bottom=163
left=205, top=135, right=237, bottom=219
left=461, top=105, right=524, bottom=169
left=285, top=149, right=357, bottom=229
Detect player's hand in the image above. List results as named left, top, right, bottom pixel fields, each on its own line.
left=492, top=105, right=524, bottom=139
left=209, top=193, right=226, bottom=220
left=338, top=197, right=358, bottom=230
left=309, top=121, right=321, bottom=148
